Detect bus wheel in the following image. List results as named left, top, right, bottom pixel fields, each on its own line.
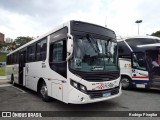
left=39, top=81, right=51, bottom=102
left=121, top=77, right=131, bottom=89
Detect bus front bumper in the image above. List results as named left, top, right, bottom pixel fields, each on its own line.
left=68, top=86, right=122, bottom=104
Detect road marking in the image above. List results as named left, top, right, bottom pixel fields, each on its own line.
left=11, top=85, right=26, bottom=93
left=0, top=84, right=12, bottom=87
left=0, top=84, right=26, bottom=93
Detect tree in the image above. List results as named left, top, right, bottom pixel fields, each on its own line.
left=151, top=30, right=160, bottom=38
left=6, top=42, right=16, bottom=51
left=0, top=42, right=5, bottom=50
left=14, top=36, right=34, bottom=48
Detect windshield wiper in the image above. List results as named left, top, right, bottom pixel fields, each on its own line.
left=86, top=34, right=100, bottom=54
left=105, top=39, right=112, bottom=62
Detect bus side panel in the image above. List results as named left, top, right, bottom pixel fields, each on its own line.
left=25, top=60, right=69, bottom=104
left=14, top=64, right=19, bottom=84
left=131, top=69, right=149, bottom=89
left=46, top=69, right=68, bottom=103
left=6, top=65, right=12, bottom=81
left=6, top=64, right=19, bottom=84
left=25, top=62, right=41, bottom=91
left=51, top=82, right=63, bottom=101
left=119, top=59, right=132, bottom=78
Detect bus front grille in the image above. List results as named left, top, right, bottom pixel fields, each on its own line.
left=87, top=87, right=119, bottom=99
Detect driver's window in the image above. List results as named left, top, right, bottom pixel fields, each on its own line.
left=50, top=40, right=66, bottom=63
left=132, top=52, right=147, bottom=70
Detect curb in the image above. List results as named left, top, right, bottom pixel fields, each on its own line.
left=0, top=79, right=10, bottom=85
left=0, top=76, right=7, bottom=80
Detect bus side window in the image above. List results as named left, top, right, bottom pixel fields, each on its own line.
left=16, top=52, right=19, bottom=64
left=8, top=55, right=11, bottom=65
left=118, top=41, right=131, bottom=57
left=52, top=41, right=63, bottom=62
left=40, top=39, right=47, bottom=61
left=7, top=56, right=9, bottom=65
left=27, top=45, right=35, bottom=62
left=36, top=38, right=47, bottom=61
left=14, top=53, right=16, bottom=64
left=132, top=53, right=147, bottom=71
left=49, top=40, right=67, bottom=78
left=11, top=54, right=13, bottom=65
left=36, top=42, right=41, bottom=61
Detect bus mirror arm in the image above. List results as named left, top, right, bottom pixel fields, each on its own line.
left=66, top=47, right=73, bottom=61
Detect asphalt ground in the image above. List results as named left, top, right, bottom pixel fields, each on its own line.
left=0, top=79, right=10, bottom=85
left=0, top=82, right=159, bottom=120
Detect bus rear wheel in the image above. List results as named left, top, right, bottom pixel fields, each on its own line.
left=39, top=81, right=51, bottom=102
left=121, top=77, right=131, bottom=89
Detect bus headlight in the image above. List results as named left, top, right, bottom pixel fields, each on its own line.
left=79, top=84, right=87, bottom=92
left=70, top=80, right=79, bottom=89
left=70, top=80, right=87, bottom=93
left=73, top=82, right=78, bottom=88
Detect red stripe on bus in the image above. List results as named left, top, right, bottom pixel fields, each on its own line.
left=132, top=76, right=149, bottom=78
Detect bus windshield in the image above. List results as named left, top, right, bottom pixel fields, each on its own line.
left=70, top=36, right=119, bottom=72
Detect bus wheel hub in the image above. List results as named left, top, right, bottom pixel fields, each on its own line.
left=40, top=86, right=47, bottom=97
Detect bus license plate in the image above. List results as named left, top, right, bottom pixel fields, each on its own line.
left=103, top=92, right=111, bottom=97
left=136, top=84, right=145, bottom=88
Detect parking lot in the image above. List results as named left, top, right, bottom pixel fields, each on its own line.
left=0, top=83, right=159, bottom=119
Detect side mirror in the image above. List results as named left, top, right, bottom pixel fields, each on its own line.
left=66, top=37, right=73, bottom=61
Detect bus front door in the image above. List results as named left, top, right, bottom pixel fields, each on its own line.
left=146, top=49, right=160, bottom=89
left=131, top=52, right=149, bottom=89
left=19, top=51, right=26, bottom=85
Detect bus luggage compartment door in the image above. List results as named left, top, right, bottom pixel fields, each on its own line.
left=51, top=82, right=63, bottom=101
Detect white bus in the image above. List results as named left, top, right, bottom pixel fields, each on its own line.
left=118, top=36, right=160, bottom=90
left=6, top=21, right=121, bottom=104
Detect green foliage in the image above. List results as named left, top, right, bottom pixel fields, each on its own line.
left=0, top=42, right=6, bottom=49
left=0, top=52, right=7, bottom=62
left=6, top=42, right=16, bottom=50
left=14, top=36, right=33, bottom=48
left=0, top=41, right=16, bottom=51
left=0, top=36, right=33, bottom=50
left=0, top=68, right=5, bottom=76
left=151, top=30, right=160, bottom=38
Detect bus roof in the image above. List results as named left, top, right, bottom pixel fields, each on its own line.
left=117, top=35, right=160, bottom=42
left=137, top=43, right=160, bottom=48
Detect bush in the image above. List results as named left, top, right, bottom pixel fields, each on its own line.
left=0, top=67, right=5, bottom=76
left=0, top=52, right=7, bottom=62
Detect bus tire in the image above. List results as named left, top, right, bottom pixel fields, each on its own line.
left=39, top=80, right=51, bottom=102
left=11, top=74, right=15, bottom=86
left=121, top=77, right=131, bottom=90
